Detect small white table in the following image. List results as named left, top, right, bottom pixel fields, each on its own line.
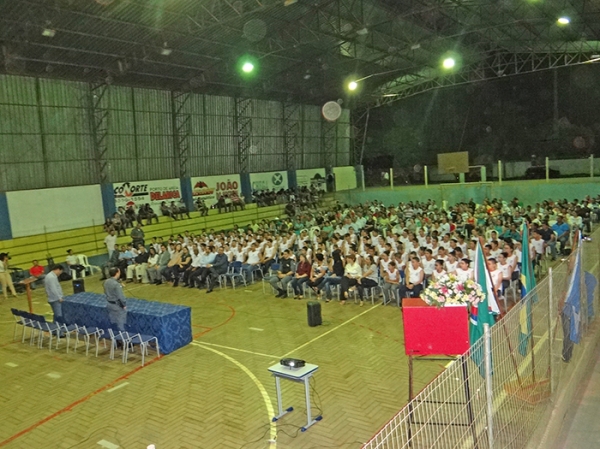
left=268, top=362, right=322, bottom=432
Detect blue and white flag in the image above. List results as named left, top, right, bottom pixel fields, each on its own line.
left=518, top=222, right=537, bottom=356
left=585, top=271, right=597, bottom=319
left=563, top=232, right=583, bottom=344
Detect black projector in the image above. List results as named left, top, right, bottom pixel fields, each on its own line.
left=280, top=358, right=305, bottom=368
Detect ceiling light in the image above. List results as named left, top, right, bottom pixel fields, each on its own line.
left=348, top=80, right=358, bottom=91
left=442, top=57, right=456, bottom=69
left=557, top=17, right=570, bottom=25
left=160, top=43, right=172, bottom=56
left=242, top=62, right=254, bottom=73
left=42, top=28, right=56, bottom=38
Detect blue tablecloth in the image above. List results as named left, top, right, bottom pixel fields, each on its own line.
left=62, top=292, right=192, bottom=354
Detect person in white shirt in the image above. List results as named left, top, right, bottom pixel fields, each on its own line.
left=421, top=249, right=436, bottom=281
left=431, top=260, right=447, bottom=282
left=66, top=249, right=85, bottom=278
left=497, top=252, right=514, bottom=294
left=260, top=239, right=276, bottom=272
left=445, top=252, right=458, bottom=274
left=487, top=258, right=504, bottom=298
left=398, top=257, right=425, bottom=301
left=530, top=231, right=545, bottom=269
left=104, top=230, right=117, bottom=258
left=455, top=258, right=473, bottom=282
left=340, top=254, right=362, bottom=305
left=382, top=261, right=401, bottom=305
left=242, top=243, right=262, bottom=282
left=356, top=255, right=379, bottom=306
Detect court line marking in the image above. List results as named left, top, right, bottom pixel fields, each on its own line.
left=194, top=341, right=281, bottom=359
left=97, top=439, right=119, bottom=449
left=0, top=306, right=238, bottom=446
left=280, top=304, right=378, bottom=358
left=107, top=382, right=129, bottom=393
left=192, top=343, right=277, bottom=446
left=0, top=354, right=163, bottom=448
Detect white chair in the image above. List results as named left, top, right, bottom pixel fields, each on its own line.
left=106, top=328, right=127, bottom=362
left=35, top=317, right=63, bottom=351
left=77, top=254, right=98, bottom=277
left=122, top=332, right=160, bottom=366
left=74, top=326, right=105, bottom=357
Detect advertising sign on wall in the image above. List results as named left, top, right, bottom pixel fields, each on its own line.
left=190, top=174, right=242, bottom=207
left=113, top=179, right=182, bottom=209
left=296, top=168, right=326, bottom=191
left=249, top=171, right=289, bottom=192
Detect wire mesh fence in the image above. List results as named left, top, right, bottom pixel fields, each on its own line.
left=362, top=232, right=600, bottom=449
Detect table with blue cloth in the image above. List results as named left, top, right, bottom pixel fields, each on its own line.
left=62, top=292, right=192, bottom=354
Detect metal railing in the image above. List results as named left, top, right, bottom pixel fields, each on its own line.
left=362, top=230, right=600, bottom=449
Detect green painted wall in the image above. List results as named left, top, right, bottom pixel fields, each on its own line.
left=335, top=177, right=600, bottom=206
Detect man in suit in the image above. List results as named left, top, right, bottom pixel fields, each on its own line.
left=205, top=246, right=229, bottom=293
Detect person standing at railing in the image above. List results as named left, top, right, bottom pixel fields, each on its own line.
left=45, top=265, right=64, bottom=321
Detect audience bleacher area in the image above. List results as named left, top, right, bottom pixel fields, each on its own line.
left=0, top=200, right=337, bottom=270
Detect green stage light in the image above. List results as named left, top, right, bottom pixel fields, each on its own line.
left=557, top=17, right=570, bottom=25
left=442, top=57, right=456, bottom=69
left=348, top=80, right=358, bottom=91
left=237, top=55, right=259, bottom=78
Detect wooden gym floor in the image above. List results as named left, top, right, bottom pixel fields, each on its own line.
left=0, top=276, right=445, bottom=449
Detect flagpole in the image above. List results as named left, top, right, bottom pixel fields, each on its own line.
left=478, top=236, right=523, bottom=387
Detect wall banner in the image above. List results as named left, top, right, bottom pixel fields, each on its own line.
left=296, top=168, right=326, bottom=191
left=113, top=179, right=182, bottom=209
left=190, top=174, right=242, bottom=207
left=249, top=171, right=289, bottom=192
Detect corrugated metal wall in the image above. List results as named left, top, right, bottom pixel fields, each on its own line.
left=0, top=74, right=351, bottom=190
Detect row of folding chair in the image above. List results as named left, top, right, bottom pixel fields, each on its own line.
left=11, top=309, right=159, bottom=366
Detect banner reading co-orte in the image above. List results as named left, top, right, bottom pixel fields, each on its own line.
left=113, top=179, right=182, bottom=209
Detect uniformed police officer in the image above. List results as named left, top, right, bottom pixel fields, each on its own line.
left=104, top=267, right=127, bottom=331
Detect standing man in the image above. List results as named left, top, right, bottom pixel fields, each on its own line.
left=104, top=230, right=117, bottom=258
left=130, top=223, right=145, bottom=248
left=45, top=265, right=65, bottom=322
left=104, top=268, right=127, bottom=332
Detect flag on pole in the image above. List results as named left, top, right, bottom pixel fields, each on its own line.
left=563, top=231, right=583, bottom=344
left=469, top=240, right=499, bottom=376
left=518, top=222, right=537, bottom=356
left=585, top=271, right=597, bottom=319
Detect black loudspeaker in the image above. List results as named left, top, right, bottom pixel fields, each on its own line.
left=72, top=278, right=85, bottom=294
left=307, top=301, right=322, bottom=327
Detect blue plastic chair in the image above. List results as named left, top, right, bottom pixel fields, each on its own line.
left=223, top=261, right=246, bottom=289
left=122, top=332, right=160, bottom=366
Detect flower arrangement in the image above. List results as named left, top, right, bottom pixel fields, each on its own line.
left=420, top=274, right=485, bottom=308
